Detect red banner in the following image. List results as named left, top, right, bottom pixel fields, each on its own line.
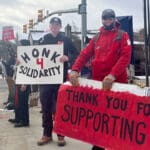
left=54, top=85, right=150, bottom=150
left=2, top=26, right=15, bottom=42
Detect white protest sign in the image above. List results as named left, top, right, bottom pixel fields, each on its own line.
left=16, top=44, right=63, bottom=84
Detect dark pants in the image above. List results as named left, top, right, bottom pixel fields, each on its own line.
left=40, top=85, right=60, bottom=137
left=6, top=77, right=15, bottom=103
left=15, top=85, right=30, bottom=125
left=92, top=146, right=105, bottom=150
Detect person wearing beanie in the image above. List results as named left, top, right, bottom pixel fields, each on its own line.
left=70, top=9, right=131, bottom=150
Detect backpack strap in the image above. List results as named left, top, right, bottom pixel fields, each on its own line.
left=93, top=29, right=124, bottom=46
left=114, top=29, right=125, bottom=55
left=114, top=29, right=124, bottom=41
left=93, top=32, right=100, bottom=45
left=93, top=29, right=124, bottom=56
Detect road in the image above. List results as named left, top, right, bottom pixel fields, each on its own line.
left=0, top=77, right=92, bottom=150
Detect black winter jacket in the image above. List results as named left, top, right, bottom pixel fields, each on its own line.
left=39, top=32, right=78, bottom=82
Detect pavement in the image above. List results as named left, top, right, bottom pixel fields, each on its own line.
left=0, top=76, right=92, bottom=150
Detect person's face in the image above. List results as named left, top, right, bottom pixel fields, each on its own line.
left=102, top=18, right=115, bottom=27
left=49, top=22, right=61, bottom=36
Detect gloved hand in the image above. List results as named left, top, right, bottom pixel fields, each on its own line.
left=69, top=71, right=79, bottom=86
left=102, top=75, right=115, bottom=91
left=136, top=82, right=145, bottom=88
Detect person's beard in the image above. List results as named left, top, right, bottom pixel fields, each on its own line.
left=103, top=22, right=115, bottom=30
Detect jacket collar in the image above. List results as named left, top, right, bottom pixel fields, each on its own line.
left=99, top=26, right=118, bottom=33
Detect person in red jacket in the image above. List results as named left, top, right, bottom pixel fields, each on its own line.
left=70, top=9, right=131, bottom=150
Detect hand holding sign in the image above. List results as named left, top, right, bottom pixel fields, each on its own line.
left=59, top=55, right=69, bottom=63
left=20, top=85, right=27, bottom=91
left=15, top=58, right=21, bottom=65
left=102, top=75, right=115, bottom=91
left=69, top=71, right=79, bottom=86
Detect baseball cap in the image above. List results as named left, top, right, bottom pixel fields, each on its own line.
left=50, top=17, right=62, bottom=25
left=102, top=9, right=116, bottom=19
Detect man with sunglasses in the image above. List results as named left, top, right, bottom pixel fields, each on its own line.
left=70, top=9, right=131, bottom=150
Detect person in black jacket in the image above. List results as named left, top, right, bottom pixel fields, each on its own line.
left=2, top=45, right=16, bottom=110
left=37, top=17, right=78, bottom=146
left=8, top=39, right=31, bottom=127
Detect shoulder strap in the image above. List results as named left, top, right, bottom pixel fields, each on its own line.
left=93, top=29, right=124, bottom=45
left=93, top=32, right=100, bottom=45
left=114, top=29, right=124, bottom=41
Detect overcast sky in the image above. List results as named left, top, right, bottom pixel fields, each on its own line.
left=0, top=0, right=144, bottom=40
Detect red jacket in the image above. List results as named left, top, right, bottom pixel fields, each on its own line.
left=72, top=26, right=131, bottom=83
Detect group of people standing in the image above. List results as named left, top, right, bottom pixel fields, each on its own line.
left=37, top=8, right=131, bottom=150
left=3, top=8, right=131, bottom=150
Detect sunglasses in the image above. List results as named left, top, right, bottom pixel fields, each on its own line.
left=102, top=17, right=115, bottom=21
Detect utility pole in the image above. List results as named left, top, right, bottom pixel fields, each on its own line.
left=78, top=0, right=87, bottom=49
left=143, top=0, right=150, bottom=86
left=65, top=24, right=72, bottom=38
